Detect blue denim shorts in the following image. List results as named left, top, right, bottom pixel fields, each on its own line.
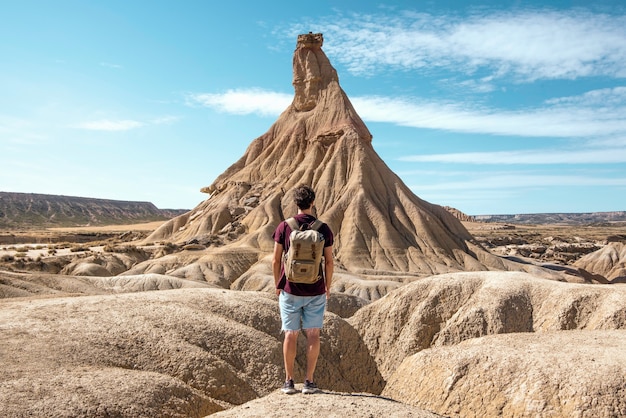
left=279, top=291, right=326, bottom=332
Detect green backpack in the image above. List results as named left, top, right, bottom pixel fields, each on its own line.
left=284, top=217, right=325, bottom=284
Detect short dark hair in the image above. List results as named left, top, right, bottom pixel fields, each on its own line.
left=293, top=184, right=315, bottom=210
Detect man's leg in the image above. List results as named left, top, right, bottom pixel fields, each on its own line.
left=300, top=294, right=325, bottom=394
left=279, top=291, right=302, bottom=393
left=283, top=330, right=299, bottom=381
left=303, top=327, right=320, bottom=382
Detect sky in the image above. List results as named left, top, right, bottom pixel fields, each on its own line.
left=1, top=0, right=626, bottom=215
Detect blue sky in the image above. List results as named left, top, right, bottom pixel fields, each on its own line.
left=1, top=1, right=625, bottom=215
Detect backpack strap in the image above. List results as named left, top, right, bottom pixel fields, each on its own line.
left=285, top=217, right=299, bottom=231
left=310, top=219, right=323, bottom=231
left=286, top=217, right=323, bottom=232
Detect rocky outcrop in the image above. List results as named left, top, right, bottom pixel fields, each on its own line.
left=349, top=271, right=626, bottom=380
left=443, top=206, right=475, bottom=222
left=0, top=270, right=214, bottom=299
left=60, top=250, right=150, bottom=277
left=574, top=242, right=626, bottom=282
left=0, top=289, right=384, bottom=417
left=383, top=330, right=626, bottom=417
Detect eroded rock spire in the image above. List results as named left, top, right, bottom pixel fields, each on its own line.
left=141, top=33, right=560, bottom=284
left=292, top=32, right=338, bottom=111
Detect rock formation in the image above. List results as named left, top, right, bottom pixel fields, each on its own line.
left=141, top=33, right=565, bottom=285
left=443, top=205, right=475, bottom=222
left=349, top=271, right=626, bottom=380
left=0, top=270, right=215, bottom=298
left=574, top=242, right=626, bottom=282
left=383, top=330, right=626, bottom=417
left=0, top=288, right=384, bottom=417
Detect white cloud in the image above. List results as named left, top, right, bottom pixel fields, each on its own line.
left=186, top=89, right=292, bottom=116
left=353, top=96, right=626, bottom=138
left=399, top=148, right=626, bottom=165
left=73, top=119, right=144, bottom=131
left=291, top=9, right=626, bottom=81
left=71, top=116, right=180, bottom=131
left=189, top=88, right=626, bottom=138
left=0, top=116, right=48, bottom=144
left=411, top=173, right=626, bottom=191
left=151, top=115, right=181, bottom=125
left=100, top=62, right=123, bottom=69
left=546, top=86, right=626, bottom=106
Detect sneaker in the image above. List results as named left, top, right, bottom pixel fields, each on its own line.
left=302, top=380, right=320, bottom=394
left=281, top=379, right=297, bottom=394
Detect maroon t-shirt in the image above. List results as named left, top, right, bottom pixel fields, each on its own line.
left=273, top=213, right=333, bottom=296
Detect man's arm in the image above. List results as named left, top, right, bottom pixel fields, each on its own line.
left=272, top=241, right=284, bottom=296
left=323, top=245, right=334, bottom=299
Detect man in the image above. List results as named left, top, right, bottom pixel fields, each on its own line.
left=272, top=184, right=334, bottom=395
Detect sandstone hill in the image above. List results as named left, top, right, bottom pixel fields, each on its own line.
left=0, top=191, right=186, bottom=229
left=138, top=32, right=568, bottom=286
left=574, top=242, right=626, bottom=282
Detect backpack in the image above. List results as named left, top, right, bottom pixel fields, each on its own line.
left=284, top=217, right=325, bottom=284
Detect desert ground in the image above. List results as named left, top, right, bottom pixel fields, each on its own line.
left=2, top=219, right=626, bottom=417
left=3, top=219, right=621, bottom=274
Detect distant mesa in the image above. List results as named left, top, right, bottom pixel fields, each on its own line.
left=0, top=191, right=186, bottom=229
left=475, top=211, right=626, bottom=225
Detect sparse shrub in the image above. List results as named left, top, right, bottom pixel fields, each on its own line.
left=154, top=241, right=180, bottom=256
left=103, top=244, right=139, bottom=253
left=70, top=245, right=89, bottom=252
left=1, top=254, right=14, bottom=262
left=48, top=248, right=57, bottom=255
